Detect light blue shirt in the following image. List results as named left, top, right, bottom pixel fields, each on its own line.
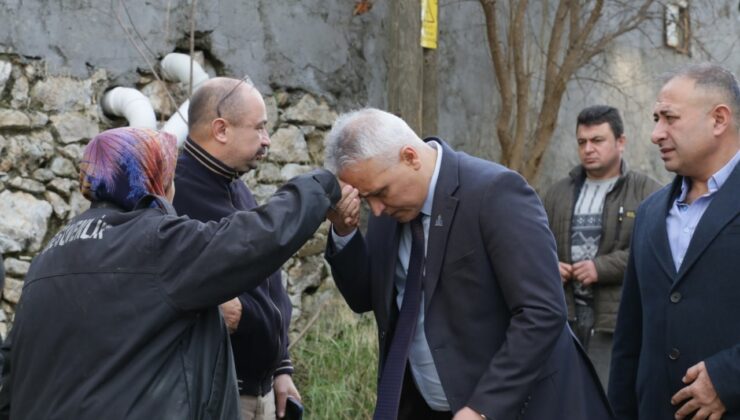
left=667, top=150, right=740, bottom=271
left=332, top=141, right=449, bottom=410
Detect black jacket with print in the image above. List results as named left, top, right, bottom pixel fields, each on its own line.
left=0, top=170, right=338, bottom=420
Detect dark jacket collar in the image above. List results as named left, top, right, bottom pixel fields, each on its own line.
left=184, top=137, right=243, bottom=181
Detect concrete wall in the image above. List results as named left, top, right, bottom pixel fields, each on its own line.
left=0, top=0, right=388, bottom=109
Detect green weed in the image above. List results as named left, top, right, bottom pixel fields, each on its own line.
left=291, top=295, right=378, bottom=419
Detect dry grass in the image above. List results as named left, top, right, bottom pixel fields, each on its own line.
left=291, top=295, right=378, bottom=419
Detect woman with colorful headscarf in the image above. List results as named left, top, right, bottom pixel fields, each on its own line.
left=0, top=127, right=339, bottom=420
left=79, top=127, right=179, bottom=209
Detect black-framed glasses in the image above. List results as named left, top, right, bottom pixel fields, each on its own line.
left=215, top=75, right=253, bottom=119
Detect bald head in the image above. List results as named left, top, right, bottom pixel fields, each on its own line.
left=188, top=77, right=255, bottom=131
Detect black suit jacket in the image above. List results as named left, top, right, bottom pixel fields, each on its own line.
left=609, top=162, right=740, bottom=419
left=327, top=140, right=612, bottom=419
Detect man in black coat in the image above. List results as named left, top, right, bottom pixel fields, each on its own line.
left=324, top=108, right=612, bottom=420
left=609, top=64, right=740, bottom=419
left=173, top=77, right=300, bottom=420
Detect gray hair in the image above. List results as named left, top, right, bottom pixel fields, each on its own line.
left=665, top=63, right=740, bottom=123
left=324, top=108, right=423, bottom=174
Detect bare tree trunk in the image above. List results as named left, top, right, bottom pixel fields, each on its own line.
left=479, top=0, right=656, bottom=182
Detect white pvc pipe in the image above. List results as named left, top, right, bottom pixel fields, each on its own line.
left=160, top=53, right=210, bottom=146
left=162, top=100, right=192, bottom=147
left=101, top=87, right=157, bottom=130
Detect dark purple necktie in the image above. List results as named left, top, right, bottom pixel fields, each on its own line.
left=374, top=215, right=426, bottom=420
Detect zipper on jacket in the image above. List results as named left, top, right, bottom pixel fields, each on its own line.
left=597, top=185, right=623, bottom=254
left=614, top=205, right=624, bottom=243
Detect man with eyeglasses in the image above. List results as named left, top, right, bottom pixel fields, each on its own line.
left=173, top=77, right=299, bottom=420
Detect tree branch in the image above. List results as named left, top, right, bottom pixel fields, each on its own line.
left=480, top=0, right=514, bottom=161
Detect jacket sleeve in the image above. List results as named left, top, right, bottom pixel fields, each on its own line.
left=466, top=171, right=568, bottom=419
left=324, top=230, right=373, bottom=314
left=156, top=170, right=340, bottom=311
left=274, top=271, right=294, bottom=377
left=593, top=250, right=629, bottom=285
left=704, top=343, right=740, bottom=412
left=607, top=234, right=643, bottom=419
left=273, top=344, right=294, bottom=377
left=0, top=318, right=13, bottom=420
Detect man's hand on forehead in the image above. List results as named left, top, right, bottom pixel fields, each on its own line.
left=327, top=184, right=361, bottom=236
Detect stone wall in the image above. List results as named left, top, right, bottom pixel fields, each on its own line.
left=0, top=50, right=340, bottom=337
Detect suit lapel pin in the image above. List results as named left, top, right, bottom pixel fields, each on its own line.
left=434, top=214, right=444, bottom=227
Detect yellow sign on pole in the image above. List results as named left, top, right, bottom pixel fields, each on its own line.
left=421, top=0, right=438, bottom=49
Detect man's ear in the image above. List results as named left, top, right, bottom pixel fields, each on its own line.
left=399, top=146, right=421, bottom=169
left=711, top=104, right=732, bottom=136
left=616, top=134, right=626, bottom=153
left=211, top=118, right=229, bottom=145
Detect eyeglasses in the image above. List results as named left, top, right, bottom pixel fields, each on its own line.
left=215, top=75, right=254, bottom=119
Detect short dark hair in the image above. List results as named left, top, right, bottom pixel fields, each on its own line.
left=665, top=63, right=740, bottom=122
left=576, top=105, right=624, bottom=139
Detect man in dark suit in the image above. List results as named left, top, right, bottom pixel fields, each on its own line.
left=323, top=108, right=612, bottom=420
left=609, top=63, right=740, bottom=419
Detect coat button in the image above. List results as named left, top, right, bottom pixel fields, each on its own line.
left=670, top=292, right=682, bottom=303
left=669, top=348, right=680, bottom=360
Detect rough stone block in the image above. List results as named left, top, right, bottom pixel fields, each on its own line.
left=0, top=190, right=52, bottom=253
left=67, top=190, right=90, bottom=219
left=47, top=178, right=78, bottom=198
left=0, top=109, right=48, bottom=128
left=141, top=80, right=177, bottom=118
left=44, top=190, right=70, bottom=218
left=283, top=94, right=337, bottom=127
left=306, top=129, right=326, bottom=164
left=269, top=126, right=309, bottom=163
left=50, top=157, right=77, bottom=177
left=0, top=131, right=55, bottom=175
left=60, top=144, right=84, bottom=162
left=9, top=176, right=45, bottom=193
left=31, top=77, right=93, bottom=112
left=32, top=168, right=55, bottom=182
left=4, top=258, right=30, bottom=277
left=50, top=112, right=99, bottom=144
left=280, top=163, right=312, bottom=181
left=3, top=277, right=23, bottom=305
left=10, top=75, right=29, bottom=108
left=256, top=162, right=282, bottom=183
left=265, top=95, right=278, bottom=134
left=0, top=61, right=11, bottom=91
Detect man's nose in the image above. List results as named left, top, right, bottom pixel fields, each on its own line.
left=651, top=121, right=665, bottom=144
left=369, top=199, right=385, bottom=217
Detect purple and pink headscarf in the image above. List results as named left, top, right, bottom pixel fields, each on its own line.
left=79, top=127, right=177, bottom=211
